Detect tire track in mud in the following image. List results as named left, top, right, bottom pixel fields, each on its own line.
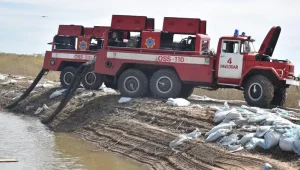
left=74, top=109, right=272, bottom=170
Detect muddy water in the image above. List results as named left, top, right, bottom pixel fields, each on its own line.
left=0, top=111, right=148, bottom=170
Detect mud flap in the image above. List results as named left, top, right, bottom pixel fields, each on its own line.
left=4, top=69, right=49, bottom=109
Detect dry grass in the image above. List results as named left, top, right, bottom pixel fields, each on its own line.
left=0, top=52, right=299, bottom=108
left=194, top=86, right=300, bottom=108
left=0, top=53, right=59, bottom=81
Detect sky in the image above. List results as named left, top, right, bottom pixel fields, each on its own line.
left=0, top=0, right=300, bottom=74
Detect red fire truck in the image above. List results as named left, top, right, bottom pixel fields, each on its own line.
left=44, top=14, right=300, bottom=107
left=45, top=25, right=110, bottom=89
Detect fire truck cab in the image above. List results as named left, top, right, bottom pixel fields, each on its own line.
left=43, top=25, right=110, bottom=89
left=92, top=14, right=299, bottom=107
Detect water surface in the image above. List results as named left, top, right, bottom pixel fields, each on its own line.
left=0, top=111, right=147, bottom=170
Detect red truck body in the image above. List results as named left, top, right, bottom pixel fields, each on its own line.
left=43, top=25, right=110, bottom=89
left=90, top=14, right=299, bottom=108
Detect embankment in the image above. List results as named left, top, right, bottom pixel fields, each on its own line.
left=0, top=73, right=299, bottom=170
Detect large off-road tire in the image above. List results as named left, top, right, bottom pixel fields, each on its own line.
left=60, top=66, right=77, bottom=89
left=149, top=69, right=182, bottom=99
left=117, top=69, right=148, bottom=97
left=271, top=88, right=287, bottom=106
left=179, top=84, right=194, bottom=98
left=243, top=75, right=274, bottom=108
left=82, top=72, right=103, bottom=90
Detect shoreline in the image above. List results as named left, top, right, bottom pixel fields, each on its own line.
left=0, top=73, right=299, bottom=170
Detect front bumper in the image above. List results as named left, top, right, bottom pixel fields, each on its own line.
left=286, top=79, right=300, bottom=86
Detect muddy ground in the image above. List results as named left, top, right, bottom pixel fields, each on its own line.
left=0, top=74, right=299, bottom=170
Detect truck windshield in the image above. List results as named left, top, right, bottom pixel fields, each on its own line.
left=241, top=40, right=256, bottom=53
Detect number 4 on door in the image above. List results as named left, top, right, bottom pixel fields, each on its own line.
left=227, top=58, right=232, bottom=64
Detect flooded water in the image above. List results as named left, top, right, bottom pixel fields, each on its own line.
left=0, top=111, right=148, bottom=170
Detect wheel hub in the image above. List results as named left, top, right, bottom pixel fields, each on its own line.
left=156, top=76, right=173, bottom=94
left=124, top=76, right=139, bottom=93
left=248, top=83, right=263, bottom=101
left=85, top=72, right=96, bottom=85
left=63, top=72, right=74, bottom=85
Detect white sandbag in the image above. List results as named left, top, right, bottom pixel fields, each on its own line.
left=49, top=89, right=66, bottom=99
left=245, top=137, right=265, bottom=150
left=223, top=101, right=230, bottom=110
left=228, top=144, right=244, bottom=153
left=241, top=105, right=264, bottom=114
left=102, top=87, right=117, bottom=93
left=237, top=108, right=256, bottom=117
left=206, top=121, right=235, bottom=136
left=238, top=133, right=256, bottom=145
left=233, top=118, right=249, bottom=126
left=263, top=163, right=273, bottom=170
left=223, top=110, right=244, bottom=122
left=255, top=126, right=272, bottom=137
left=166, top=98, right=190, bottom=107
left=36, top=83, right=55, bottom=88
left=219, top=134, right=238, bottom=146
left=169, top=129, right=201, bottom=148
left=264, top=117, right=277, bottom=125
left=0, top=74, right=5, bottom=80
left=118, top=97, right=132, bottom=104
left=241, top=125, right=257, bottom=132
left=261, top=130, right=282, bottom=149
left=186, top=128, right=202, bottom=139
left=272, top=118, right=294, bottom=126
left=169, top=134, right=190, bottom=148
left=292, top=139, right=300, bottom=155
left=248, top=115, right=271, bottom=124
left=205, top=129, right=231, bottom=143
left=214, top=110, right=231, bottom=123
left=279, top=133, right=295, bottom=152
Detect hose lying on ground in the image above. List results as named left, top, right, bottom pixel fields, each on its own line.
left=41, top=57, right=96, bottom=124
left=4, top=69, right=49, bottom=110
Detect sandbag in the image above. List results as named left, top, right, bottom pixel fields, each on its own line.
left=206, top=121, right=235, bottom=136
left=255, top=126, right=272, bottom=137
left=214, top=110, right=231, bottom=123
left=245, top=137, right=265, bottom=150
left=292, top=139, right=300, bottom=155
left=166, top=98, right=190, bottom=107
left=222, top=111, right=244, bottom=122
left=238, top=133, right=255, bottom=146
left=205, top=129, right=231, bottom=143
left=261, top=130, right=282, bottom=149
left=248, top=115, right=272, bottom=124
left=219, top=134, right=238, bottom=146
left=228, top=144, right=244, bottom=153
left=279, top=133, right=295, bottom=152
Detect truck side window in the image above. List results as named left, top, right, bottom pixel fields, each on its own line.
left=241, top=41, right=250, bottom=53
left=222, top=41, right=239, bottom=53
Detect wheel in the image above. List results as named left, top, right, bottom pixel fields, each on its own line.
left=271, top=88, right=287, bottom=106
left=82, top=72, right=103, bottom=90
left=60, top=66, right=77, bottom=88
left=243, top=75, right=274, bottom=108
left=117, top=69, right=148, bottom=97
left=179, top=84, right=194, bottom=98
left=149, top=69, right=182, bottom=99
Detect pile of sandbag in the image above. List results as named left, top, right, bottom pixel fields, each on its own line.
left=205, top=102, right=300, bottom=154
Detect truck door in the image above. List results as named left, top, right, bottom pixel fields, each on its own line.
left=217, top=40, right=243, bottom=82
